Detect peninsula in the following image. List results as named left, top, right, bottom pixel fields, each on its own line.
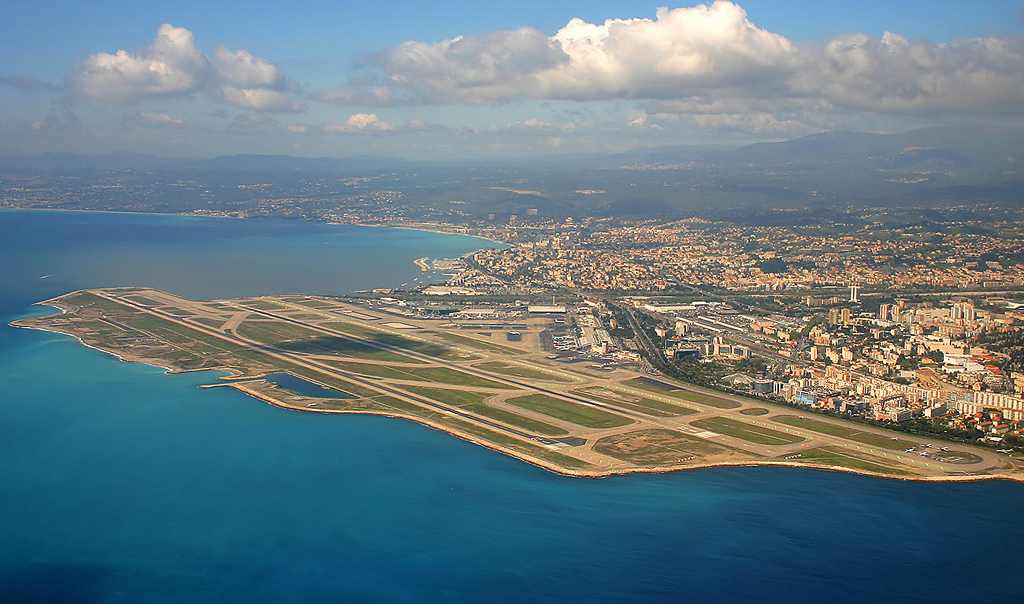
left=14, top=287, right=1023, bottom=482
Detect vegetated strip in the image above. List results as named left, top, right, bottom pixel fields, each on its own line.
left=394, top=385, right=493, bottom=407
left=462, top=404, right=569, bottom=436
left=436, top=332, right=524, bottom=355
left=243, top=300, right=288, bottom=311
left=320, top=321, right=469, bottom=360
left=329, top=360, right=513, bottom=389
left=573, top=386, right=697, bottom=417
left=788, top=446, right=910, bottom=476
left=773, top=415, right=916, bottom=450
left=397, top=367, right=515, bottom=389
left=320, top=360, right=422, bottom=380
left=474, top=361, right=573, bottom=382
left=237, top=321, right=420, bottom=364
left=88, top=294, right=385, bottom=400
left=507, top=394, right=633, bottom=429
left=691, top=417, right=804, bottom=445
left=371, top=394, right=586, bottom=468
left=629, top=377, right=741, bottom=409
left=321, top=320, right=392, bottom=338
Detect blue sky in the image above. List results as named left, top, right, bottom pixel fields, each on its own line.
left=3, top=0, right=1023, bottom=159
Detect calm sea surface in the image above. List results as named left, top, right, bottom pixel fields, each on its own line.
left=1, top=210, right=1021, bottom=603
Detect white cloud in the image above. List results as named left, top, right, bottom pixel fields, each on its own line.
left=75, top=25, right=303, bottom=113
left=370, top=2, right=793, bottom=104
left=357, top=0, right=1024, bottom=119
left=139, top=113, right=185, bottom=127
left=806, top=32, right=1024, bottom=113
left=222, top=87, right=303, bottom=112
left=378, top=27, right=567, bottom=103
left=214, top=47, right=286, bottom=89
left=75, top=24, right=210, bottom=102
left=323, top=113, right=396, bottom=134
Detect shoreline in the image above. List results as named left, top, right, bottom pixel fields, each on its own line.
left=226, top=381, right=1024, bottom=483
left=0, top=207, right=508, bottom=247
left=12, top=318, right=1022, bottom=483
left=9, top=291, right=1021, bottom=485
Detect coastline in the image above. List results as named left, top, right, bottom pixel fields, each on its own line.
left=10, top=297, right=1019, bottom=485
left=0, top=207, right=508, bottom=247
left=224, top=381, right=1024, bottom=484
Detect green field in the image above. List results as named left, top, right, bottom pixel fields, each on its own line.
left=323, top=322, right=477, bottom=360
left=437, top=332, right=524, bottom=355
left=237, top=321, right=422, bottom=364
left=244, top=300, right=288, bottom=311
left=474, top=361, right=573, bottom=382
left=324, top=360, right=424, bottom=379
left=691, top=417, right=804, bottom=445
left=629, top=378, right=741, bottom=409
left=325, top=360, right=512, bottom=389
left=507, top=394, right=632, bottom=429
left=398, top=367, right=514, bottom=389
left=369, top=393, right=585, bottom=467
left=773, top=415, right=916, bottom=450
left=785, top=446, right=910, bottom=476
left=322, top=321, right=390, bottom=338
left=397, top=385, right=492, bottom=407
left=573, top=387, right=697, bottom=417
left=462, top=404, right=569, bottom=436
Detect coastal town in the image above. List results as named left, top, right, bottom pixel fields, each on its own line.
left=375, top=213, right=1024, bottom=455
left=5, top=156, right=1024, bottom=471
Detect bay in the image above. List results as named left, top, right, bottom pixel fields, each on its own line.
left=1, top=209, right=1021, bottom=603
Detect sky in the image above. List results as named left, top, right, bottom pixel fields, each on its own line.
left=3, top=0, right=1024, bottom=159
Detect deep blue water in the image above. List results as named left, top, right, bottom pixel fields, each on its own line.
left=1, top=210, right=1021, bottom=603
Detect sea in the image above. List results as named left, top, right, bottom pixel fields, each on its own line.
left=0, top=209, right=1021, bottom=604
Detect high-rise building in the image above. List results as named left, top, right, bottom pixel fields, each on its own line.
left=840, top=308, right=852, bottom=325
left=879, top=303, right=891, bottom=321
left=850, top=285, right=861, bottom=303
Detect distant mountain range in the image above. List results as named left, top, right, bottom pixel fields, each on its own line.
left=2, top=125, right=1022, bottom=217
left=2, top=124, right=1020, bottom=175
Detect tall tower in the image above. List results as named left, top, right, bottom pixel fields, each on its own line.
left=850, top=285, right=861, bottom=303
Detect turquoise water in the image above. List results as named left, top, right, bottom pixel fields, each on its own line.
left=1, top=210, right=1022, bottom=603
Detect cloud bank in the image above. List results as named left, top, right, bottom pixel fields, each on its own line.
left=322, top=0, right=1024, bottom=118
left=59, top=2, right=1024, bottom=152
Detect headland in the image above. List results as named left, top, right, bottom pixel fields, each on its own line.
left=13, top=287, right=1023, bottom=482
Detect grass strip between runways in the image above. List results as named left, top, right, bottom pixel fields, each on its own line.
left=773, top=415, right=917, bottom=450
left=691, top=417, right=804, bottom=445
left=507, top=394, right=632, bottom=429
left=574, top=387, right=697, bottom=417
left=784, top=446, right=911, bottom=476
left=628, top=378, right=741, bottom=409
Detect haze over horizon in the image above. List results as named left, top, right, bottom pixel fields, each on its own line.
left=4, top=0, right=1024, bottom=160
